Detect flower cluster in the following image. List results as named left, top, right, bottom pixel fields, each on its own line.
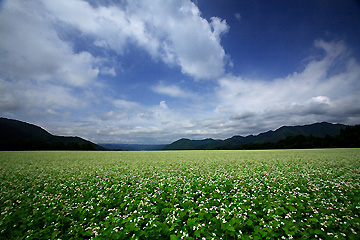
left=0, top=149, right=359, bottom=239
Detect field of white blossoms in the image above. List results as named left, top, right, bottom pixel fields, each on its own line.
left=0, top=149, right=359, bottom=239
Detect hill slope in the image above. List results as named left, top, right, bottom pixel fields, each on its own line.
left=163, top=122, right=347, bottom=150
left=0, top=118, right=105, bottom=150
left=162, top=138, right=222, bottom=150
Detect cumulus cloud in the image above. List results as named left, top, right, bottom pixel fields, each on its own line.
left=210, top=17, right=229, bottom=39
left=0, top=0, right=105, bottom=122
left=41, top=0, right=229, bottom=79
left=1, top=1, right=358, bottom=144
left=215, top=40, right=360, bottom=131
left=41, top=0, right=158, bottom=55
left=0, top=0, right=228, bottom=118
left=30, top=37, right=360, bottom=144
left=0, top=1, right=100, bottom=86
left=81, top=39, right=360, bottom=142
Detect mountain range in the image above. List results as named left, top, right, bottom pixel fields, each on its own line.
left=0, top=118, right=104, bottom=150
left=1, top=118, right=358, bottom=151
left=162, top=122, right=348, bottom=150
left=99, top=143, right=166, bottom=151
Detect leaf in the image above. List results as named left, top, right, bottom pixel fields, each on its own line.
left=312, top=218, right=319, bottom=223
left=198, top=211, right=205, bottom=220
left=179, top=211, right=187, bottom=218
left=169, top=223, right=178, bottom=231
left=227, top=226, right=235, bottom=232
left=253, top=235, right=261, bottom=240
left=282, top=226, right=289, bottom=235
left=170, top=235, right=178, bottom=240
left=289, top=206, right=297, bottom=212
left=246, top=219, right=253, bottom=226
left=51, top=230, right=61, bottom=239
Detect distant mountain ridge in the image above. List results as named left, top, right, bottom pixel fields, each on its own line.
left=0, top=118, right=105, bottom=150
left=2, top=118, right=354, bottom=151
left=163, top=122, right=348, bottom=150
left=99, top=143, right=166, bottom=151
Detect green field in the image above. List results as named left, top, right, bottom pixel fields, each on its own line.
left=1, top=149, right=359, bottom=239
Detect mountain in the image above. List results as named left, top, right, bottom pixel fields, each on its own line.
left=0, top=118, right=105, bottom=150
left=162, top=138, right=222, bottom=150
left=163, top=122, right=348, bottom=150
left=99, top=143, right=166, bottom=151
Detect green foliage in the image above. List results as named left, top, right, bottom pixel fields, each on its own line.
left=0, top=149, right=359, bottom=239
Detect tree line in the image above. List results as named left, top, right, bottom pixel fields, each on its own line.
left=0, top=140, right=95, bottom=151
left=235, top=125, right=360, bottom=150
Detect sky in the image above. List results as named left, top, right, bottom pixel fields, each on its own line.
left=1, top=0, right=360, bottom=144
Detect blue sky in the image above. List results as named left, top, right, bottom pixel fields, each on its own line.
left=1, top=0, right=360, bottom=144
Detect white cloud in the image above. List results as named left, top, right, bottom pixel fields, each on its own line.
left=86, top=99, right=188, bottom=143
left=113, top=99, right=139, bottom=109
left=210, top=17, right=229, bottom=39
left=0, top=0, right=103, bottom=120
left=41, top=0, right=157, bottom=55
left=311, top=96, right=331, bottom=105
left=215, top=40, right=360, bottom=131
left=100, top=67, right=116, bottom=77
left=1, top=1, right=358, bottom=144
left=0, top=0, right=229, bottom=134
left=59, top=52, right=100, bottom=87
left=152, top=83, right=194, bottom=98
left=40, top=0, right=228, bottom=80
left=21, top=38, right=360, bottom=144
left=314, top=39, right=348, bottom=59
left=0, top=78, right=83, bottom=112
left=0, top=1, right=99, bottom=86
left=159, top=101, right=168, bottom=109
left=0, top=0, right=126, bottom=126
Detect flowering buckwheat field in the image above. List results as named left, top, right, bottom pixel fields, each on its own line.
left=0, top=149, right=359, bottom=239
